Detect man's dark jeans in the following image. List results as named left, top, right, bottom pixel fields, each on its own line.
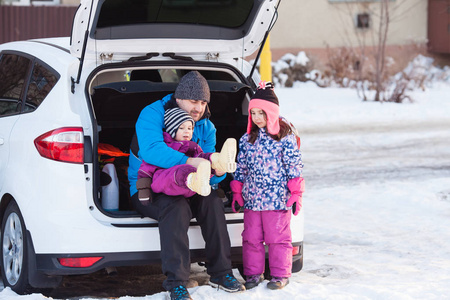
left=131, top=190, right=232, bottom=290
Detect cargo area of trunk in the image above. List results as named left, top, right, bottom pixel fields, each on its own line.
left=89, top=68, right=251, bottom=215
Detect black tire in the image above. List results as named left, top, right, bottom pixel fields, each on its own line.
left=1, top=201, right=30, bottom=294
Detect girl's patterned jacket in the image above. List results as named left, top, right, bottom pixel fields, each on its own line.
left=234, top=128, right=303, bottom=211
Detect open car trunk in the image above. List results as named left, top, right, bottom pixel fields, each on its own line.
left=89, top=68, right=251, bottom=216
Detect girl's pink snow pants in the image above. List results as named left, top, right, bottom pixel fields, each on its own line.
left=242, top=209, right=292, bottom=278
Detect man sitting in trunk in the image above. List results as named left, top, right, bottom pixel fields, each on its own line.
left=127, top=71, right=245, bottom=300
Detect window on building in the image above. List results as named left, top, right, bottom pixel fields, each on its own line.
left=356, top=13, right=370, bottom=28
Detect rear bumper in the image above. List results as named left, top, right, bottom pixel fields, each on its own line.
left=34, top=247, right=244, bottom=276
left=27, top=227, right=303, bottom=289
left=33, top=242, right=302, bottom=276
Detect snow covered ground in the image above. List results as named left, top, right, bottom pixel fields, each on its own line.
left=1, top=83, right=450, bottom=299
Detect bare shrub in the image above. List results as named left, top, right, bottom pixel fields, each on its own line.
left=325, top=46, right=359, bottom=87
left=385, top=55, right=434, bottom=103
left=273, top=51, right=326, bottom=87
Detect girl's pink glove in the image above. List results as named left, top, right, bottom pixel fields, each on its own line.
left=230, top=180, right=244, bottom=213
left=287, top=177, right=305, bottom=216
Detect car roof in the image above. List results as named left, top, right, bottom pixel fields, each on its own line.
left=0, top=38, right=77, bottom=73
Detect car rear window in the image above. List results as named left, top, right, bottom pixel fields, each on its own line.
left=24, top=62, right=59, bottom=113
left=0, top=52, right=59, bottom=116
left=0, top=53, right=30, bottom=116
left=96, top=0, right=254, bottom=29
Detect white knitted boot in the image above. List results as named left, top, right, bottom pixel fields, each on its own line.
left=186, top=161, right=211, bottom=196
left=210, top=138, right=237, bottom=173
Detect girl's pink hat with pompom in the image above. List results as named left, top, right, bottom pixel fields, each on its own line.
left=247, top=81, right=280, bottom=135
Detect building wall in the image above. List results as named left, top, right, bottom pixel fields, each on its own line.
left=428, top=0, right=450, bottom=54
left=60, top=0, right=78, bottom=5
left=1, top=0, right=78, bottom=5
left=270, top=0, right=428, bottom=52
left=0, top=5, right=77, bottom=44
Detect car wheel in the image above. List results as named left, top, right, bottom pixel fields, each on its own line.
left=1, top=201, right=30, bottom=294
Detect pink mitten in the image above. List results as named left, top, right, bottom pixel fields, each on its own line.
left=286, top=177, right=305, bottom=216
left=230, top=180, right=244, bottom=213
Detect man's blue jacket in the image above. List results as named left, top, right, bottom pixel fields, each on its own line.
left=128, top=94, right=224, bottom=196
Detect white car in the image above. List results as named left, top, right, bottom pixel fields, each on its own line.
left=0, top=0, right=303, bottom=294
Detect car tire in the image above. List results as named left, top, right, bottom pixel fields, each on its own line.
left=1, top=200, right=30, bottom=294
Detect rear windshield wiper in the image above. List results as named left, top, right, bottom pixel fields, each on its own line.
left=127, top=52, right=193, bottom=62
left=128, top=52, right=160, bottom=62
left=163, top=53, right=194, bottom=61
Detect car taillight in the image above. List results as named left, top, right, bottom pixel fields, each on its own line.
left=58, top=257, right=103, bottom=268
left=34, top=127, right=84, bottom=164
left=292, top=246, right=300, bottom=256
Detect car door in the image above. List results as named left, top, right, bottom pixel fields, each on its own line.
left=0, top=52, right=31, bottom=191
left=0, top=116, right=20, bottom=192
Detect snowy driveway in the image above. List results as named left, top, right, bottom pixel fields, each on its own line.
left=303, top=120, right=450, bottom=187
left=2, top=86, right=450, bottom=299
left=293, top=119, right=450, bottom=298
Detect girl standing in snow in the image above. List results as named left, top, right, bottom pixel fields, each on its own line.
left=230, top=81, right=304, bottom=290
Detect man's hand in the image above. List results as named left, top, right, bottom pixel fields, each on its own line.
left=215, top=170, right=226, bottom=177
left=186, top=157, right=209, bottom=169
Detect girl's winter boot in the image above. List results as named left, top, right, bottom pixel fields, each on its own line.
left=267, top=277, right=289, bottom=290
left=244, top=274, right=264, bottom=290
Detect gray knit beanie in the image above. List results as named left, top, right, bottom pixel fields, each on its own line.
left=164, top=108, right=195, bottom=138
left=174, top=71, right=210, bottom=103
